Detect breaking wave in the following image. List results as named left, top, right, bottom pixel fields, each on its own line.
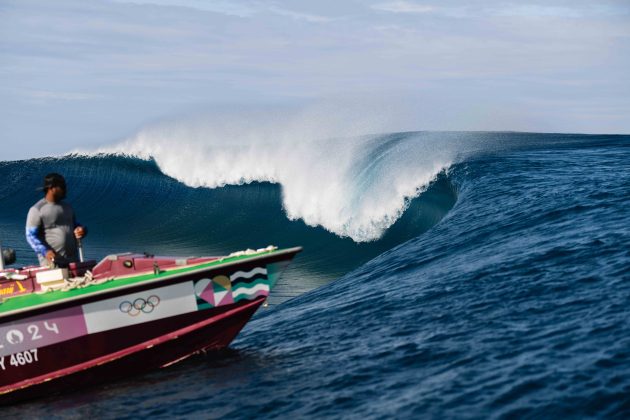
left=83, top=112, right=470, bottom=242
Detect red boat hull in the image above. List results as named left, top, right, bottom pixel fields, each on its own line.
left=0, top=297, right=263, bottom=405
left=0, top=247, right=301, bottom=404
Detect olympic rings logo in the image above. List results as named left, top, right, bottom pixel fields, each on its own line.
left=119, top=295, right=161, bottom=316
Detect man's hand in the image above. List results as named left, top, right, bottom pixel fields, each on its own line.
left=74, top=226, right=85, bottom=239
left=45, top=249, right=56, bottom=262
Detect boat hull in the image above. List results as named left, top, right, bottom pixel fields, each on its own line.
left=0, top=247, right=300, bottom=404
left=1, top=298, right=262, bottom=405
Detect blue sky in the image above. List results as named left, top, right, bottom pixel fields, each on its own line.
left=1, top=0, right=629, bottom=160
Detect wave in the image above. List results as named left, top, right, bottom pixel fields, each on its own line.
left=0, top=151, right=457, bottom=297
left=80, top=113, right=468, bottom=242
left=5, top=129, right=617, bottom=292
left=3, top=132, right=628, bottom=416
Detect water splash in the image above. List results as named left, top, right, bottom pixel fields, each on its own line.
left=81, top=105, right=468, bottom=241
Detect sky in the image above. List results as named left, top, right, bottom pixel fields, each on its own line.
left=1, top=0, right=629, bottom=160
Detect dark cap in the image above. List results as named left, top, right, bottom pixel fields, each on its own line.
left=42, top=173, right=66, bottom=192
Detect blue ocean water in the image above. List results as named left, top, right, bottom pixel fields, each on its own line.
left=0, top=131, right=629, bottom=417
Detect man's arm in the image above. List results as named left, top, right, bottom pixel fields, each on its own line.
left=25, top=207, right=49, bottom=258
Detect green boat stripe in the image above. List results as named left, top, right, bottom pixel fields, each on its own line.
left=0, top=247, right=301, bottom=318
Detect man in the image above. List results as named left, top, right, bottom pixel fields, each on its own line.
left=25, top=173, right=87, bottom=267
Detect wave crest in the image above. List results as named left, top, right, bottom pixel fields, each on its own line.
left=86, top=111, right=462, bottom=241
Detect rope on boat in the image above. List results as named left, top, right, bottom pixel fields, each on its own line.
left=223, top=245, right=277, bottom=260
left=34, top=271, right=114, bottom=293
left=60, top=271, right=114, bottom=291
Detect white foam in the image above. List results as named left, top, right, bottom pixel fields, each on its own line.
left=81, top=103, right=462, bottom=242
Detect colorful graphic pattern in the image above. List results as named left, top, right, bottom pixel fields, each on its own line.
left=194, top=265, right=273, bottom=308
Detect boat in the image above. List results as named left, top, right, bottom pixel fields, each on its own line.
left=0, top=244, right=301, bottom=404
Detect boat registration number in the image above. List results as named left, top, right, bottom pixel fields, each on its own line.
left=0, top=349, right=39, bottom=371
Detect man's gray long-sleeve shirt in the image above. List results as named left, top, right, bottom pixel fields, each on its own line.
left=26, top=198, right=79, bottom=266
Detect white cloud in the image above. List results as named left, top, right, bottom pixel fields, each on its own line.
left=108, top=0, right=257, bottom=17
left=23, top=90, right=104, bottom=103
left=492, top=4, right=624, bottom=19
left=0, top=0, right=629, bottom=160
left=268, top=7, right=335, bottom=23
left=371, top=1, right=436, bottom=14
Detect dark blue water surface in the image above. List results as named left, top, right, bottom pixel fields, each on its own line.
left=0, top=132, right=629, bottom=418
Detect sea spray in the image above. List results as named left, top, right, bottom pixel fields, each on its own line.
left=87, top=109, right=467, bottom=241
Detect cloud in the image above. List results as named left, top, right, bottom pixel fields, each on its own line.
left=108, top=0, right=256, bottom=17
left=268, top=7, right=335, bottom=23
left=371, top=1, right=436, bottom=14
left=1, top=0, right=629, bottom=161
left=24, top=90, right=103, bottom=103
left=492, top=4, right=628, bottom=19
left=113, top=1, right=337, bottom=23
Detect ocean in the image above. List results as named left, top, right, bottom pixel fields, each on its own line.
left=0, top=131, right=628, bottom=418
